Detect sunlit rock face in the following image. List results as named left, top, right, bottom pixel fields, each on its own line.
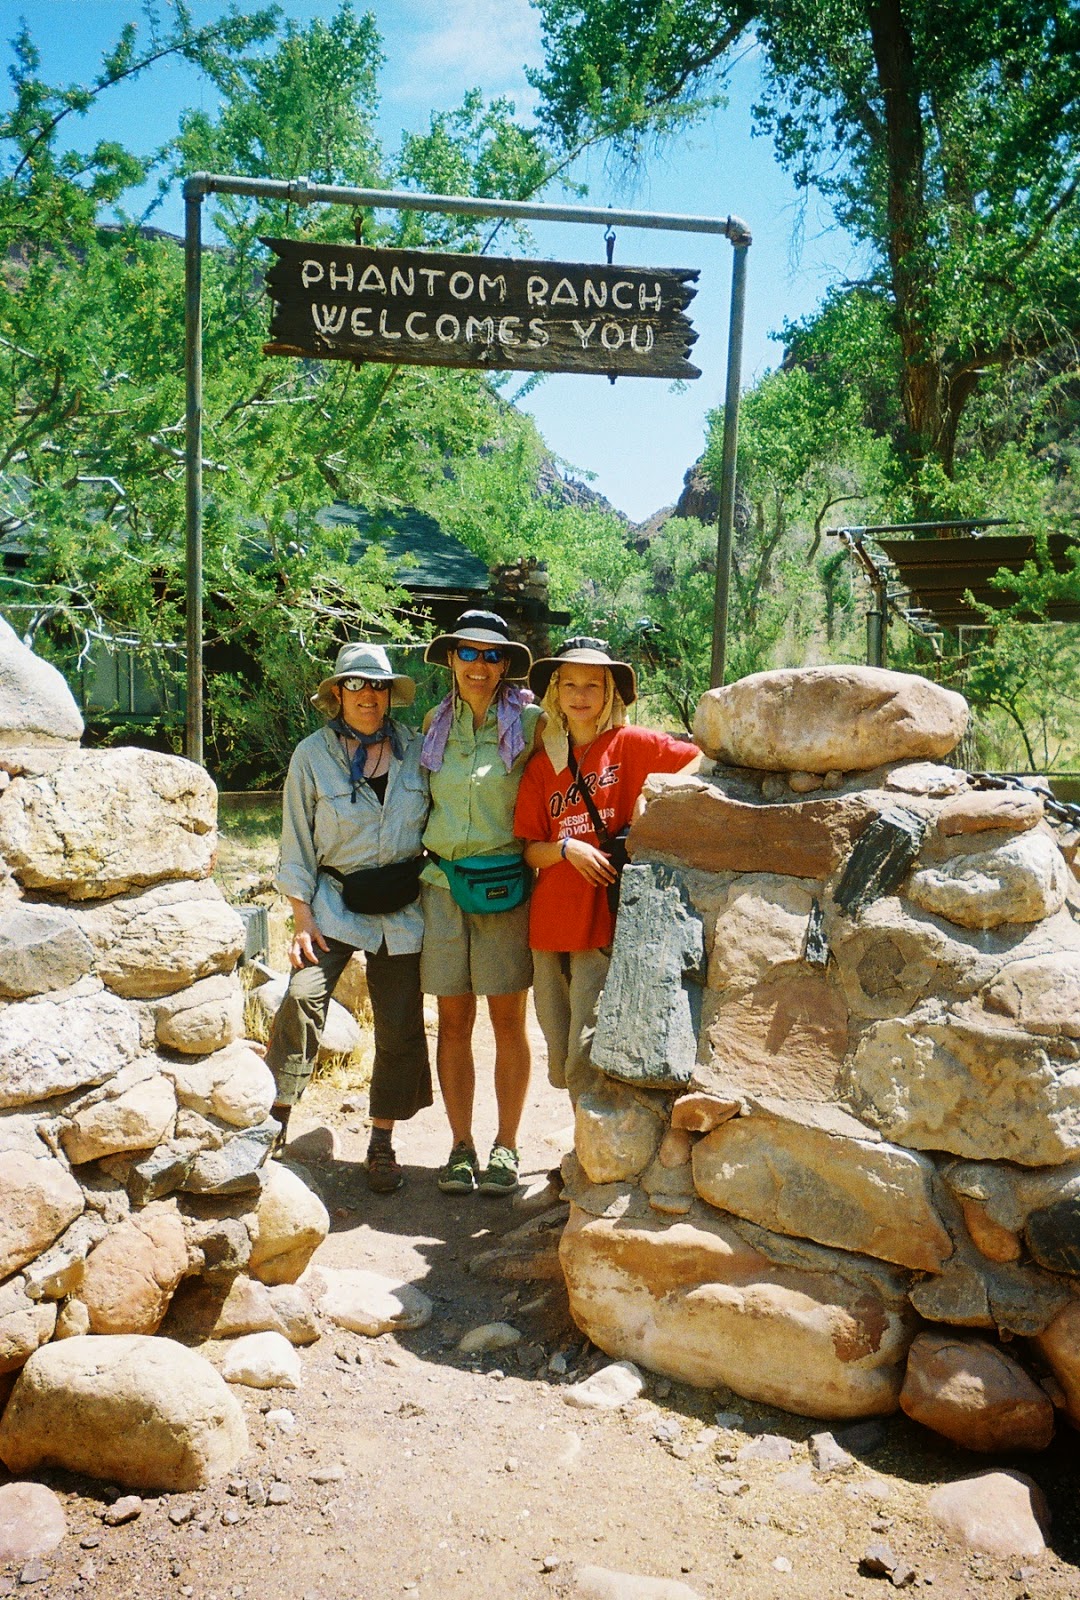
left=566, top=665, right=1080, bottom=1446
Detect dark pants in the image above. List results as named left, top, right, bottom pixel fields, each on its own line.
left=265, top=938, right=432, bottom=1121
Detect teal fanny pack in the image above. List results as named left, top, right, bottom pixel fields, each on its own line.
left=437, top=852, right=531, bottom=915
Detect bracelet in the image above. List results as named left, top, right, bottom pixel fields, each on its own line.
left=560, top=838, right=568, bottom=859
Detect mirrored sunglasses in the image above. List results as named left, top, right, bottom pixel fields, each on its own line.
left=339, top=675, right=390, bottom=692
left=455, top=646, right=506, bottom=664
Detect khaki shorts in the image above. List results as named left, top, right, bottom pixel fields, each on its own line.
left=420, top=881, right=533, bottom=996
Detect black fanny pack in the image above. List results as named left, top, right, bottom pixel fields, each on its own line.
left=322, top=856, right=424, bottom=915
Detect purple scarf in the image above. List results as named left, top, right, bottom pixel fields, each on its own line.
left=421, top=684, right=532, bottom=774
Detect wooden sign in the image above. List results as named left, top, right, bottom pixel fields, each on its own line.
left=261, top=238, right=700, bottom=380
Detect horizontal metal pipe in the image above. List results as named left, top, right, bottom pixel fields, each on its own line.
left=182, top=173, right=751, bottom=244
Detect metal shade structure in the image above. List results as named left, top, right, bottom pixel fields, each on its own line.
left=877, top=532, right=1080, bottom=627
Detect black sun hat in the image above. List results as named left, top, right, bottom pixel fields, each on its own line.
left=424, top=610, right=532, bottom=680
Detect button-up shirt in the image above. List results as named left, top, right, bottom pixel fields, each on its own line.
left=275, top=721, right=429, bottom=955
left=421, top=697, right=542, bottom=888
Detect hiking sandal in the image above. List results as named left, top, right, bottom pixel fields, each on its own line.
left=437, top=1142, right=479, bottom=1194
left=365, top=1142, right=404, bottom=1194
left=477, top=1144, right=520, bottom=1196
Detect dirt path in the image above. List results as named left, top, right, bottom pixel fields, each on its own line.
left=7, top=1003, right=1080, bottom=1600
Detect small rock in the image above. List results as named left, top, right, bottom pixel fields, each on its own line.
left=221, top=1507, right=240, bottom=1526
left=772, top=1556, right=793, bottom=1573
left=548, top=1352, right=568, bottom=1376
left=266, top=1408, right=297, bottom=1432
left=775, top=1466, right=824, bottom=1496
left=169, top=1504, right=195, bottom=1525
left=834, top=1420, right=887, bottom=1455
left=79, top=1536, right=99, bottom=1550
left=267, top=1482, right=292, bottom=1505
left=564, top=1361, right=645, bottom=1411
left=504, top=1457, right=518, bottom=1473
left=652, top=1418, right=682, bottom=1445
left=17, top=1559, right=50, bottom=1587
left=927, top=1471, right=1049, bottom=1558
left=540, top=1555, right=561, bottom=1572
left=861, top=1542, right=900, bottom=1577
left=573, top=1566, right=704, bottom=1599
left=246, top=1479, right=267, bottom=1507
left=715, top=1479, right=750, bottom=1497
left=77, top=1559, right=97, bottom=1583
left=890, top=1565, right=917, bottom=1589
left=737, top=1433, right=793, bottom=1464
left=714, top=1410, right=744, bottom=1429
left=809, top=1431, right=856, bottom=1474
left=457, top=1322, right=522, bottom=1356
left=309, top=1465, right=345, bottom=1484
left=102, top=1495, right=143, bottom=1526
left=0, top=1484, right=67, bottom=1562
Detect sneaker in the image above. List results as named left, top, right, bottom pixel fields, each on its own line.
left=437, top=1141, right=479, bottom=1194
left=478, top=1144, right=520, bottom=1197
left=365, top=1142, right=404, bottom=1194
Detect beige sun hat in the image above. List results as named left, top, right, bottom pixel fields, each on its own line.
left=312, top=642, right=416, bottom=714
left=528, top=636, right=636, bottom=706
left=423, top=609, right=532, bottom=680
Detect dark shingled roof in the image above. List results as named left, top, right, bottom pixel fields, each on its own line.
left=315, top=502, right=489, bottom=594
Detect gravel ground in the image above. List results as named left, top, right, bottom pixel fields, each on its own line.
left=3, top=1005, right=1080, bottom=1600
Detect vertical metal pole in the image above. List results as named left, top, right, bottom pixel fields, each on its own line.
left=184, top=183, right=204, bottom=765
left=866, top=574, right=886, bottom=668
left=710, top=239, right=749, bottom=687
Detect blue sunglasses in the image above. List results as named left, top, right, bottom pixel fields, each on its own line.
left=455, top=646, right=506, bottom=664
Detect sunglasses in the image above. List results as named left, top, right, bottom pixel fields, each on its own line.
left=339, top=676, right=390, bottom=692
left=454, top=646, right=506, bottom=664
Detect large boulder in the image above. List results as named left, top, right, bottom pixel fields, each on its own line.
left=163, top=1040, right=276, bottom=1129
left=0, top=903, right=95, bottom=999
left=0, top=1334, right=248, bottom=1490
left=152, top=973, right=245, bottom=1054
left=0, top=746, right=217, bottom=898
left=899, top=1332, right=1055, bottom=1452
left=693, top=666, right=968, bottom=773
left=841, top=1013, right=1080, bottom=1166
left=692, top=1101, right=953, bottom=1273
left=0, top=1148, right=85, bottom=1278
left=61, top=1070, right=177, bottom=1166
left=80, top=1205, right=189, bottom=1335
left=0, top=983, right=141, bottom=1107
left=1032, top=1299, right=1080, bottom=1427
left=0, top=616, right=83, bottom=748
left=247, top=1161, right=330, bottom=1285
left=906, top=830, right=1068, bottom=930
left=559, top=1205, right=916, bottom=1417
left=72, top=879, right=245, bottom=999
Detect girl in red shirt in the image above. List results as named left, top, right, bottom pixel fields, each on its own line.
left=513, top=638, right=699, bottom=1105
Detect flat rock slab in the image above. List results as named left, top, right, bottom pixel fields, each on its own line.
left=303, top=1265, right=432, bottom=1335
left=630, top=774, right=880, bottom=880
left=573, top=1567, right=703, bottom=1600
left=0, top=1334, right=247, bottom=1491
left=0, top=1481, right=67, bottom=1561
left=938, top=790, right=1043, bottom=835
left=927, top=1471, right=1050, bottom=1557
left=693, top=666, right=968, bottom=772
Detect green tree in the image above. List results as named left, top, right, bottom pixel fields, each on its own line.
left=530, top=2, right=1080, bottom=499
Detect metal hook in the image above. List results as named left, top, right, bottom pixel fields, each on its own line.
left=353, top=210, right=364, bottom=245
left=604, top=225, right=616, bottom=264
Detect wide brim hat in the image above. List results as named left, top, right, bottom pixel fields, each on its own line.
left=312, top=641, right=416, bottom=714
left=424, top=609, right=532, bottom=680
left=529, top=637, right=637, bottom=706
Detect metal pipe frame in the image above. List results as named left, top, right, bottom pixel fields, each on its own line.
left=183, top=173, right=752, bottom=762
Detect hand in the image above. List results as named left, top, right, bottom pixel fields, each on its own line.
left=564, top=837, right=617, bottom=886
left=288, top=902, right=330, bottom=968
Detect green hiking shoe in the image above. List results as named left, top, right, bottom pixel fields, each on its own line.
left=478, top=1144, right=520, bottom=1196
left=437, top=1141, right=479, bottom=1194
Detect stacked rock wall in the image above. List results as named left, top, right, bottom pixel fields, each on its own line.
left=561, top=665, right=1080, bottom=1450
left=0, top=620, right=315, bottom=1384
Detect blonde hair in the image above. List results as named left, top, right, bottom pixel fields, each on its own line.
left=540, top=664, right=626, bottom=770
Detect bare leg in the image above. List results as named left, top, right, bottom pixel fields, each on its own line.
left=436, top=993, right=478, bottom=1148
left=487, top=989, right=531, bottom=1150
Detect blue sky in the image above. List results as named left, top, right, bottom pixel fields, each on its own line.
left=3, top=0, right=861, bottom=520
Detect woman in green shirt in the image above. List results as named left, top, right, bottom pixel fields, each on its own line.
left=420, top=611, right=543, bottom=1197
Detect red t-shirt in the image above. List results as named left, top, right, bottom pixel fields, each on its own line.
left=514, top=725, right=697, bottom=952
